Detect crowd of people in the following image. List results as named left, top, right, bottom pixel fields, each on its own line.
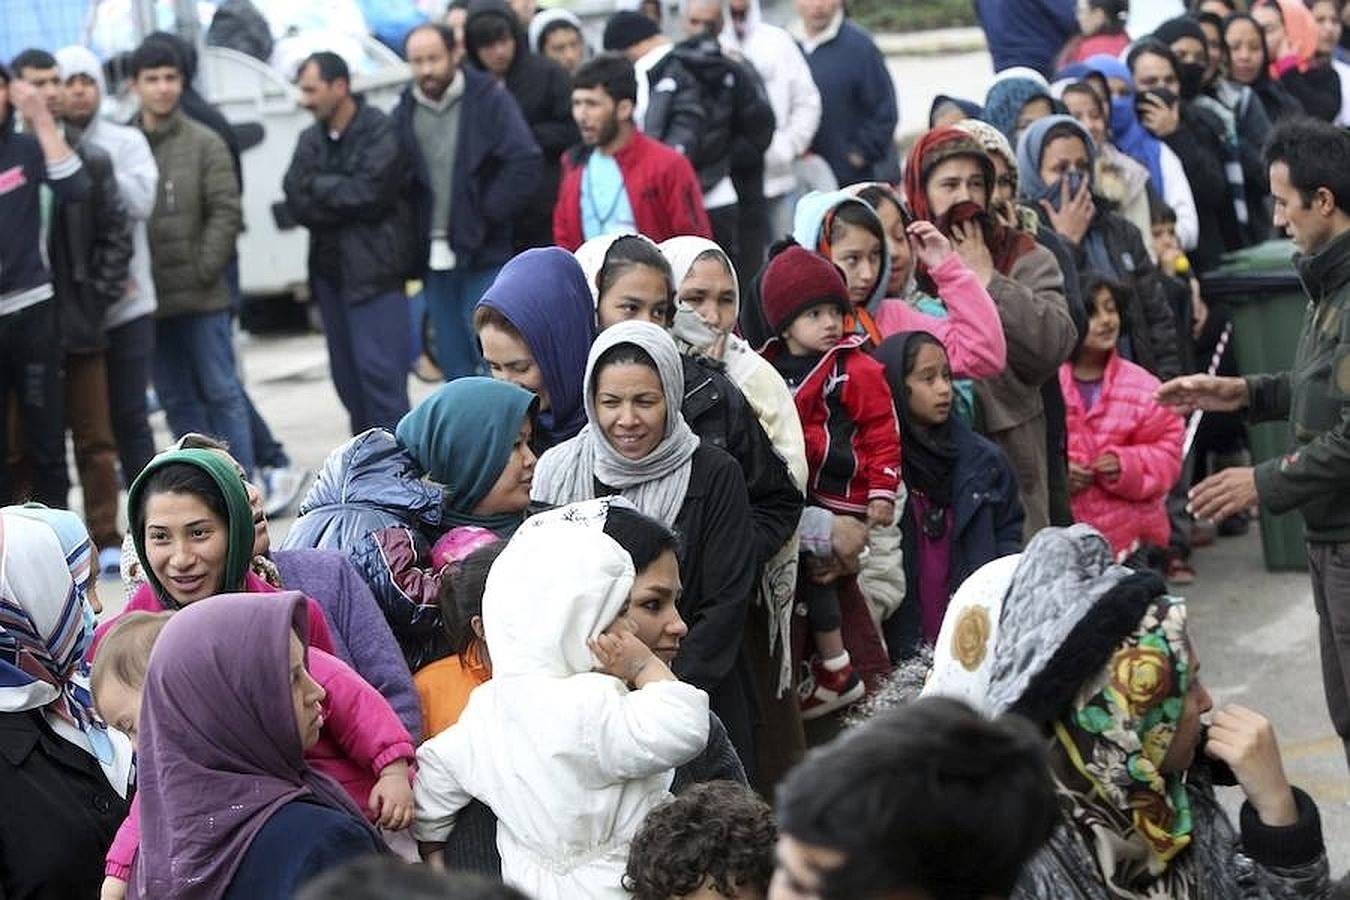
left=3, top=0, right=1350, bottom=897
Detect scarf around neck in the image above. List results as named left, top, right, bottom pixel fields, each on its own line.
left=1050, top=596, right=1197, bottom=900
left=532, top=321, right=702, bottom=526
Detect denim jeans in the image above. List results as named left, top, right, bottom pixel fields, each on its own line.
left=424, top=266, right=500, bottom=380
left=152, top=309, right=256, bottom=475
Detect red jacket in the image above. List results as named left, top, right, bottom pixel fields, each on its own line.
left=1059, top=352, right=1183, bottom=557
left=763, top=335, right=901, bottom=516
left=552, top=131, right=712, bottom=251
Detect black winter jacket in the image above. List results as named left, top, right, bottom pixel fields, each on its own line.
left=680, top=354, right=803, bottom=567
left=1163, top=104, right=1243, bottom=272
left=391, top=68, right=542, bottom=272
left=464, top=0, right=579, bottom=251
left=0, top=113, right=89, bottom=303
left=0, top=711, right=130, bottom=900
left=283, top=99, right=417, bottom=304
left=51, top=140, right=132, bottom=353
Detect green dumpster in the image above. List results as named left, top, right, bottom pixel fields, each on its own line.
left=1199, top=240, right=1306, bottom=571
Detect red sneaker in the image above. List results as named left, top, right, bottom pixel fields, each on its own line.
left=798, top=654, right=865, bottom=720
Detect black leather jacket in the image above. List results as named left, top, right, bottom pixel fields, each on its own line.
left=51, top=140, right=132, bottom=354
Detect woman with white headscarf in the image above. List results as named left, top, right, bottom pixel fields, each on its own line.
left=0, top=505, right=134, bottom=897
left=532, top=321, right=761, bottom=775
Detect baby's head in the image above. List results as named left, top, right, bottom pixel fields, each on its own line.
left=624, top=781, right=777, bottom=900
left=437, top=536, right=508, bottom=674
left=761, top=244, right=850, bottom=358
left=91, top=611, right=173, bottom=747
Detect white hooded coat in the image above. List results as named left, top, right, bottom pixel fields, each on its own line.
left=412, top=501, right=710, bottom=899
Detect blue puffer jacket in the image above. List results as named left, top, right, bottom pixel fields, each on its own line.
left=280, top=429, right=449, bottom=669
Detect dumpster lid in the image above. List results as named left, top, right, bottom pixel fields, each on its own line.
left=1199, top=239, right=1301, bottom=297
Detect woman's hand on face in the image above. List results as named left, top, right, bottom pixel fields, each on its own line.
left=906, top=220, right=954, bottom=271
left=369, top=761, right=415, bottom=830
left=1203, top=705, right=1299, bottom=827
left=1139, top=94, right=1180, bottom=137
left=590, top=628, right=673, bottom=687
left=1041, top=177, right=1095, bottom=246
left=951, top=220, right=996, bottom=286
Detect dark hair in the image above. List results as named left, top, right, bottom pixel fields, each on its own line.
left=1127, top=37, right=1181, bottom=79
left=1087, top=0, right=1129, bottom=33
left=598, top=235, right=675, bottom=300
left=11, top=48, right=57, bottom=74
left=573, top=53, right=638, bottom=105
left=1081, top=274, right=1129, bottom=318
left=900, top=332, right=946, bottom=380
left=300, top=51, right=350, bottom=86
left=602, top=504, right=679, bottom=573
left=1194, top=10, right=1224, bottom=34
left=538, top=18, right=582, bottom=52
left=297, top=857, right=530, bottom=900
left=407, top=22, right=458, bottom=54
left=1149, top=194, right=1178, bottom=226
left=826, top=201, right=886, bottom=251
left=855, top=184, right=913, bottom=227
left=467, top=11, right=516, bottom=54
left=624, top=781, right=776, bottom=900
left=592, top=342, right=659, bottom=384
left=775, top=697, right=1059, bottom=900
left=132, top=463, right=230, bottom=545
left=438, top=539, right=507, bottom=656
left=1062, top=81, right=1106, bottom=118
left=128, top=38, right=185, bottom=78
left=1264, top=117, right=1350, bottom=215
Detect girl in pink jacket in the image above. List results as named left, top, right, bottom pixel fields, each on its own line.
left=1060, top=278, right=1184, bottom=559
left=852, top=184, right=1006, bottom=383
left=90, top=605, right=415, bottom=899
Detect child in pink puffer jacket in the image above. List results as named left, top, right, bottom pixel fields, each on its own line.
left=1060, top=278, right=1184, bottom=559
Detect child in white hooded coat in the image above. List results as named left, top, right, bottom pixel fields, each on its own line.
left=412, top=499, right=710, bottom=899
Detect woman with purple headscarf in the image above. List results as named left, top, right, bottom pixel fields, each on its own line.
left=128, top=592, right=383, bottom=899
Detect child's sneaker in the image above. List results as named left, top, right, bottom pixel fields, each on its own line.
left=799, top=652, right=864, bottom=720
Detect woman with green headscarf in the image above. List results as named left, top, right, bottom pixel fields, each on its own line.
left=299, top=377, right=541, bottom=672
left=91, top=449, right=337, bottom=658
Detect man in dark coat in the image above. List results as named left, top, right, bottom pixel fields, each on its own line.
left=394, top=23, right=542, bottom=380
left=463, top=0, right=578, bottom=251
left=283, top=52, right=416, bottom=434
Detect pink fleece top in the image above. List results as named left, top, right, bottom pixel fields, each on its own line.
left=872, top=254, right=1006, bottom=379
left=104, top=648, right=415, bottom=879
left=90, top=571, right=337, bottom=661
left=1059, top=352, right=1184, bottom=557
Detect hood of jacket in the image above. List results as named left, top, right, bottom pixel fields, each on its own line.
left=481, top=499, right=636, bottom=678
left=718, top=0, right=761, bottom=47
left=528, top=6, right=584, bottom=54
left=464, top=0, right=530, bottom=78
left=983, top=524, right=1135, bottom=718
left=791, top=189, right=892, bottom=317
left=296, top=428, right=445, bottom=529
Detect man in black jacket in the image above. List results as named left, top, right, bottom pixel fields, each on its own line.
left=283, top=52, right=415, bottom=434
left=463, top=0, right=578, bottom=251
left=13, top=48, right=133, bottom=559
left=0, top=60, right=88, bottom=508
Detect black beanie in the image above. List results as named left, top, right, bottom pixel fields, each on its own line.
left=1153, top=15, right=1207, bottom=49
left=603, top=11, right=661, bottom=51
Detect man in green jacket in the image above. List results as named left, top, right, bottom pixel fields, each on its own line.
left=129, top=38, right=251, bottom=474
left=1158, top=118, right=1350, bottom=771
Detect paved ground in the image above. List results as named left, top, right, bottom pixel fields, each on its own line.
left=95, top=329, right=1350, bottom=872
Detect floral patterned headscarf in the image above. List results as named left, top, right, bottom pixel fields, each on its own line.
left=1050, top=596, right=1197, bottom=900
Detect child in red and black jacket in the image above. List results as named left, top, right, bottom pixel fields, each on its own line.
left=758, top=244, right=901, bottom=718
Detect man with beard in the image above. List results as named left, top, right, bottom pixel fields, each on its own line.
left=553, top=53, right=710, bottom=250
left=393, top=23, right=541, bottom=381
left=283, top=52, right=415, bottom=434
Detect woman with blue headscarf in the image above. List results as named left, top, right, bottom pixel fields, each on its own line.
left=0, top=505, right=134, bottom=898
left=1082, top=54, right=1200, bottom=254
left=1017, top=115, right=1182, bottom=382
